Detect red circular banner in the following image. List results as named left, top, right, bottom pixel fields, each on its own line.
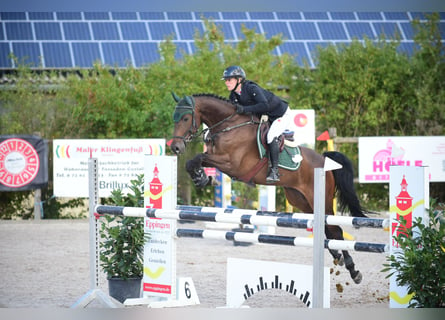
left=0, top=138, right=40, bottom=188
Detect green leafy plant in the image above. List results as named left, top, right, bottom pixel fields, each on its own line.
left=382, top=199, right=445, bottom=307
left=99, top=174, right=149, bottom=280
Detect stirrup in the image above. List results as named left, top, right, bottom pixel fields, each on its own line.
left=266, top=167, right=280, bottom=183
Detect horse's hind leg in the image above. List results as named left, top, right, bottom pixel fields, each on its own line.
left=326, top=225, right=363, bottom=284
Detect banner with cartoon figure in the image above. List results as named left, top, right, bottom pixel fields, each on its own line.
left=389, top=166, right=428, bottom=308
left=143, top=155, right=177, bottom=299
left=359, top=136, right=445, bottom=183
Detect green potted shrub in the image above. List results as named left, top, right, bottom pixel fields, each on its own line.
left=99, top=174, right=149, bottom=304
left=382, top=199, right=445, bottom=307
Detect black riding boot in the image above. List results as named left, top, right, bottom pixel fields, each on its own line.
left=266, top=138, right=280, bottom=183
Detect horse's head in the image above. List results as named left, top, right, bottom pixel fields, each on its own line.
left=170, top=92, right=199, bottom=155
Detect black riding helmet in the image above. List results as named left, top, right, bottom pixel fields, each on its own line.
left=221, top=65, right=246, bottom=80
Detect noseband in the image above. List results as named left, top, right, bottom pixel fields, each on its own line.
left=172, top=96, right=199, bottom=143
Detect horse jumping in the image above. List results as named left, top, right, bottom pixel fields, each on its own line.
left=169, top=93, right=367, bottom=284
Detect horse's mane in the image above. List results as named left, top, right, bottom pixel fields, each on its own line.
left=192, top=93, right=234, bottom=106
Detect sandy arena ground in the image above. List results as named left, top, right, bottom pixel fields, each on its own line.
left=0, top=216, right=390, bottom=308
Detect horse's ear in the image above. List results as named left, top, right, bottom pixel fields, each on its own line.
left=171, top=92, right=180, bottom=102
left=184, top=95, right=194, bottom=107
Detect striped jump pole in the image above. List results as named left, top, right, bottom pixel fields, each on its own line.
left=175, top=228, right=389, bottom=253
left=94, top=205, right=389, bottom=230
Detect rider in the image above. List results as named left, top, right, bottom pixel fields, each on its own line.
left=222, top=65, right=292, bottom=183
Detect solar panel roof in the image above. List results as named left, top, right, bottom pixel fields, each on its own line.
left=0, top=11, right=443, bottom=69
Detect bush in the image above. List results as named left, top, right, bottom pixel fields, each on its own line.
left=382, top=199, right=445, bottom=307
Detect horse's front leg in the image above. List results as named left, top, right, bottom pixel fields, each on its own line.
left=186, top=153, right=211, bottom=188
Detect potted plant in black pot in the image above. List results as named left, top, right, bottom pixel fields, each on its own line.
left=99, top=174, right=149, bottom=304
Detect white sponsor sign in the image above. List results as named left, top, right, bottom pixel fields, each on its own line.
left=53, top=139, right=165, bottom=197
left=289, top=109, right=315, bottom=148
left=359, top=136, right=445, bottom=183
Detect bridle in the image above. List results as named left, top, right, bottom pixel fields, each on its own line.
left=172, top=95, right=259, bottom=145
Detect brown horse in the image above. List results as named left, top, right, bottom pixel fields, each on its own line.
left=169, top=93, right=367, bottom=284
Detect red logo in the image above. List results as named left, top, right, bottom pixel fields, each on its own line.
left=294, top=113, right=308, bottom=127
left=0, top=138, right=40, bottom=187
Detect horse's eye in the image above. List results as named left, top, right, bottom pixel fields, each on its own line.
left=183, top=117, right=189, bottom=122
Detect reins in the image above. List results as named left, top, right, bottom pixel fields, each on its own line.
left=173, top=95, right=260, bottom=144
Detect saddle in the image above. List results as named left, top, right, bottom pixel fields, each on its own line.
left=257, top=122, right=302, bottom=171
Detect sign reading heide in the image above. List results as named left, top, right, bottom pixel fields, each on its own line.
left=53, top=139, right=165, bottom=197
left=359, top=136, right=445, bottom=183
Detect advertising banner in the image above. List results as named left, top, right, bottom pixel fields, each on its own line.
left=359, top=136, right=445, bottom=183
left=389, top=166, right=428, bottom=308
left=143, top=155, right=177, bottom=299
left=53, top=139, right=165, bottom=197
left=0, top=135, right=48, bottom=191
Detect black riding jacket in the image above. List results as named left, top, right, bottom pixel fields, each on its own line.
left=229, top=80, right=288, bottom=122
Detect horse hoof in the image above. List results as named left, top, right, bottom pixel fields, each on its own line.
left=334, top=255, right=344, bottom=266
left=353, top=271, right=363, bottom=284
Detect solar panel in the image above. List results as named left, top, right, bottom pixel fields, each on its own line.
left=383, top=12, right=409, bottom=20
left=174, top=42, right=191, bottom=59
left=63, top=22, right=91, bottom=41
left=71, top=42, right=101, bottom=68
left=177, top=22, right=204, bottom=40
left=0, top=43, right=12, bottom=68
left=356, top=12, right=383, bottom=20
left=278, top=42, right=311, bottom=66
left=92, top=22, right=120, bottom=40
left=139, top=12, right=165, bottom=20
left=42, top=42, right=72, bottom=67
left=28, top=12, right=54, bottom=20
left=249, top=12, right=275, bottom=20
left=111, top=12, right=138, bottom=20
left=5, top=22, right=33, bottom=40
left=34, top=22, right=62, bottom=40
left=148, top=22, right=176, bottom=40
left=213, top=22, right=235, bottom=40
left=275, top=12, right=302, bottom=20
left=195, top=12, right=220, bottom=20
left=120, top=22, right=149, bottom=40
left=289, top=22, right=319, bottom=40
left=1, top=12, right=26, bottom=20
left=373, top=22, right=403, bottom=39
left=166, top=12, right=193, bottom=20
left=0, top=11, right=441, bottom=70
left=261, top=22, right=291, bottom=40
left=101, top=42, right=132, bottom=67
left=302, top=12, right=329, bottom=20
left=11, top=42, right=40, bottom=66
left=84, top=12, right=110, bottom=20
left=399, top=22, right=415, bottom=40
left=221, top=12, right=247, bottom=20
left=318, top=22, right=348, bottom=40
left=232, top=21, right=260, bottom=39
left=396, top=42, right=417, bottom=56
left=330, top=12, right=356, bottom=20
left=56, top=12, right=82, bottom=20
left=345, top=22, right=375, bottom=40
left=131, top=42, right=159, bottom=66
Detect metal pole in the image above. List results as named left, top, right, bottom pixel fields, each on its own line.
left=88, top=157, right=99, bottom=289
left=312, top=168, right=325, bottom=308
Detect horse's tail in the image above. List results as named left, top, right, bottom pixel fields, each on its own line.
left=323, top=151, right=367, bottom=218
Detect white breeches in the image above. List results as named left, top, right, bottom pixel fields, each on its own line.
left=267, top=107, right=292, bottom=144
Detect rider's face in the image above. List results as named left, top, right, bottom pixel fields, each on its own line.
left=224, top=77, right=239, bottom=91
